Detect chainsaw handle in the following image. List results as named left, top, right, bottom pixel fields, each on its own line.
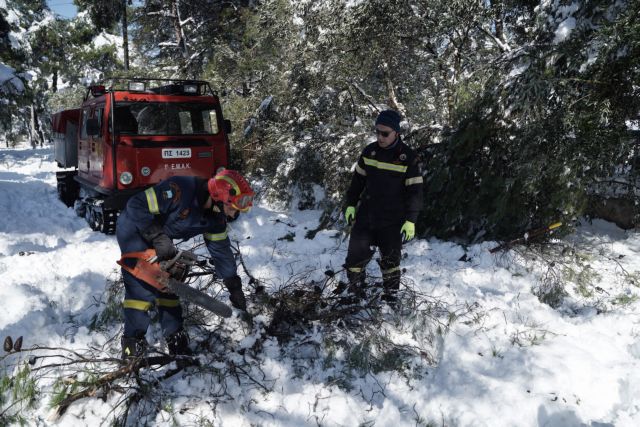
left=161, top=250, right=184, bottom=271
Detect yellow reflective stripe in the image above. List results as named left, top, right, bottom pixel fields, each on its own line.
left=216, top=175, right=240, bottom=195
left=145, top=188, right=160, bottom=214
left=204, top=228, right=228, bottom=241
left=362, top=157, right=407, bottom=173
left=348, top=267, right=363, bottom=273
left=405, top=176, right=423, bottom=186
left=156, top=298, right=180, bottom=308
left=123, top=299, right=153, bottom=311
left=355, top=163, right=367, bottom=176
left=382, top=266, right=400, bottom=275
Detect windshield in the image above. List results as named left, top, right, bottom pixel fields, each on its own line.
left=112, top=102, right=219, bottom=135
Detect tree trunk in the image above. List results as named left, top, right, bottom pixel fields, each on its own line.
left=382, top=62, right=403, bottom=114
left=52, top=69, right=58, bottom=93
left=493, top=0, right=504, bottom=42
left=385, top=76, right=400, bottom=111
left=33, top=107, right=45, bottom=147
left=171, top=0, right=191, bottom=76
left=29, top=106, right=36, bottom=148
left=122, top=0, right=129, bottom=71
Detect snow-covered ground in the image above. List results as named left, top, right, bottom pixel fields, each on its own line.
left=1, top=145, right=639, bottom=426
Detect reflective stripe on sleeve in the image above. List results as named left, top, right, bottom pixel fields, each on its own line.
left=355, top=163, right=367, bottom=176
left=405, top=176, right=424, bottom=186
left=123, top=299, right=153, bottom=311
left=348, top=267, right=363, bottom=273
left=145, top=188, right=160, bottom=214
left=362, top=157, right=408, bottom=173
left=204, top=228, right=228, bottom=241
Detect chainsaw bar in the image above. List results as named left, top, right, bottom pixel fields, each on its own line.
left=166, top=278, right=232, bottom=318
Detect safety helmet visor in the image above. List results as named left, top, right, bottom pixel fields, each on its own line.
left=229, top=193, right=254, bottom=212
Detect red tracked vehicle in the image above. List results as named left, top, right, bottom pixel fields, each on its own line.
left=53, top=78, right=232, bottom=234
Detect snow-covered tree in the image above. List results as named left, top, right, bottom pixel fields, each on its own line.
left=421, top=0, right=640, bottom=239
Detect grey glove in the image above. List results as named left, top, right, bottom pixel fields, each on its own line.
left=142, top=223, right=176, bottom=261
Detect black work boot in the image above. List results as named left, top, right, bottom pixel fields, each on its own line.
left=121, top=336, right=147, bottom=360
left=335, top=270, right=366, bottom=306
left=346, top=270, right=367, bottom=298
left=223, top=275, right=246, bottom=311
left=381, top=275, right=400, bottom=306
left=166, top=329, right=191, bottom=356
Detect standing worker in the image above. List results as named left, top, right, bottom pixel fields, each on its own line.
left=343, top=110, right=423, bottom=303
left=116, top=170, right=254, bottom=358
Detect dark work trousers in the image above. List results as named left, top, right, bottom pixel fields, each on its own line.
left=344, top=221, right=402, bottom=293
left=116, top=213, right=183, bottom=339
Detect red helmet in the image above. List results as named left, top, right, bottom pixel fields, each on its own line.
left=207, top=169, right=255, bottom=212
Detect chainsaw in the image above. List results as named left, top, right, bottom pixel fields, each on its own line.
left=117, top=249, right=232, bottom=318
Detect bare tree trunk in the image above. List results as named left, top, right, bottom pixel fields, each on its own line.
left=34, top=107, right=45, bottom=147
left=122, top=0, right=129, bottom=71
left=382, top=62, right=403, bottom=115
left=52, top=69, right=58, bottom=93
left=385, top=76, right=401, bottom=112
left=171, top=0, right=190, bottom=76
left=29, top=105, right=36, bottom=149
left=493, top=0, right=504, bottom=43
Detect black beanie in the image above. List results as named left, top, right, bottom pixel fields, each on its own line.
left=375, top=110, right=401, bottom=132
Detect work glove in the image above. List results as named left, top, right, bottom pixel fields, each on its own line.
left=400, top=221, right=415, bottom=243
left=142, top=223, right=177, bottom=261
left=345, top=206, right=356, bottom=225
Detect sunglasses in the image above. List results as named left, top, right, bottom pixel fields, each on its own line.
left=375, top=129, right=393, bottom=137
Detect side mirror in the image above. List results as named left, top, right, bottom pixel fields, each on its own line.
left=86, top=118, right=100, bottom=136
left=224, top=119, right=232, bottom=135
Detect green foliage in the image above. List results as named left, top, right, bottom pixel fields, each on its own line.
left=88, top=274, right=124, bottom=331
left=74, top=0, right=124, bottom=32
left=612, top=294, right=638, bottom=306
left=417, top=0, right=640, bottom=240
left=0, top=363, right=39, bottom=424
left=534, top=276, right=568, bottom=309
left=47, top=86, right=86, bottom=113
left=6, top=0, right=639, bottom=238
left=49, top=377, right=80, bottom=409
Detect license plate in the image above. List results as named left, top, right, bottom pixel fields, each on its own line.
left=162, top=148, right=192, bottom=159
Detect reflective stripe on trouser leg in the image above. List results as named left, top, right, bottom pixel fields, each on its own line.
left=381, top=265, right=401, bottom=292
left=345, top=224, right=375, bottom=285
left=123, top=299, right=153, bottom=311
left=122, top=268, right=183, bottom=338
left=375, top=224, right=403, bottom=292
left=347, top=269, right=365, bottom=286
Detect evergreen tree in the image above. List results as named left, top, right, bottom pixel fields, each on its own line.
left=132, top=0, right=252, bottom=78
left=420, top=0, right=640, bottom=240
left=0, top=0, right=43, bottom=146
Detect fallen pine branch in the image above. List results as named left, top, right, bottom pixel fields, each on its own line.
left=53, top=355, right=199, bottom=418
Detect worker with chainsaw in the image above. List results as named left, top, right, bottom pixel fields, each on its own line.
left=343, top=109, right=423, bottom=303
left=116, top=169, right=254, bottom=358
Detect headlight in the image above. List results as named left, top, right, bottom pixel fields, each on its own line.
left=128, top=81, right=145, bottom=91
left=141, top=167, right=151, bottom=177
left=119, top=171, right=133, bottom=185
left=183, top=84, right=198, bottom=94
